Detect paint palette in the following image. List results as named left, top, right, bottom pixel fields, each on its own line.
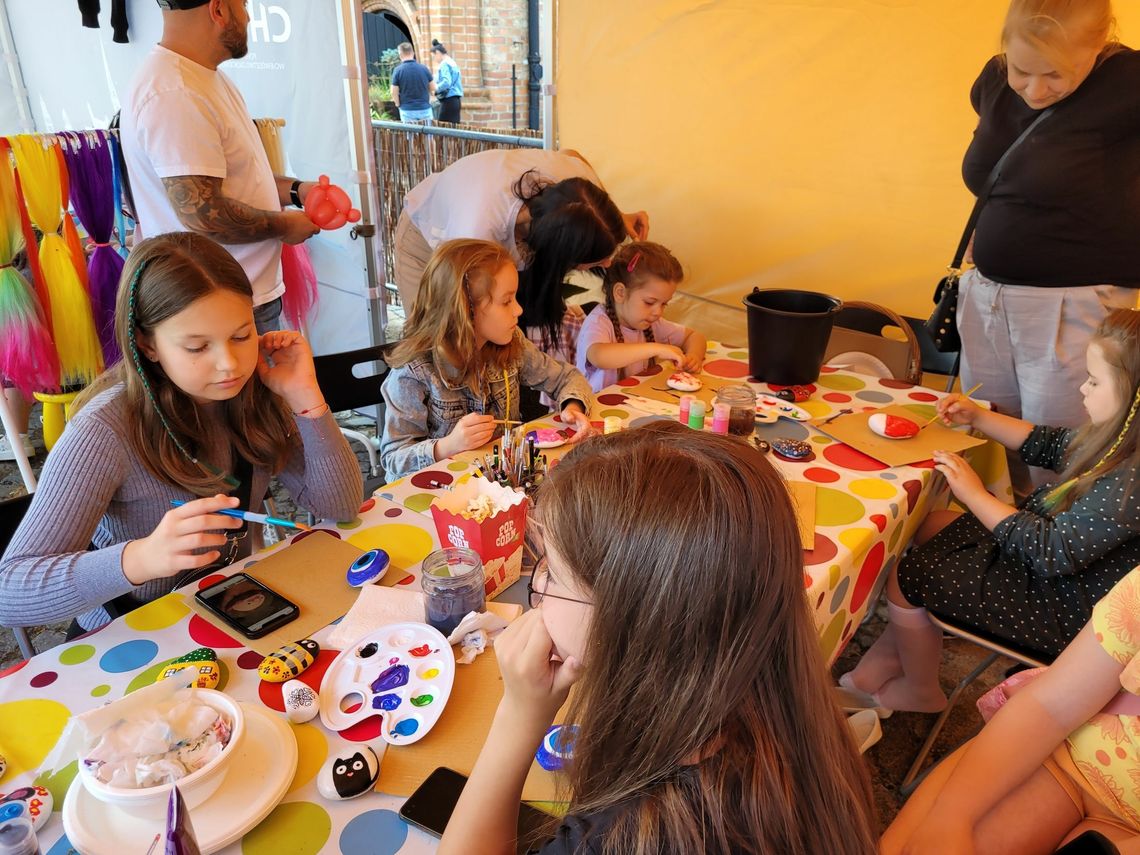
left=318, top=622, right=455, bottom=745
left=756, top=396, right=810, bottom=423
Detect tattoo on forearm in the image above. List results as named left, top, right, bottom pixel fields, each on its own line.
left=162, top=175, right=279, bottom=243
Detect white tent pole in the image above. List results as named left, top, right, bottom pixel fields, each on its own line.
left=338, top=0, right=387, bottom=348
left=541, top=0, right=556, bottom=150
left=0, top=0, right=34, bottom=133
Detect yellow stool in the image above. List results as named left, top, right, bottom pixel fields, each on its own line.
left=33, top=390, right=80, bottom=451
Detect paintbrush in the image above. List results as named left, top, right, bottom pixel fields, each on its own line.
left=169, top=500, right=311, bottom=531
left=922, top=382, right=983, bottom=430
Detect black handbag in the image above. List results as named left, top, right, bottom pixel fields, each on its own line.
left=926, top=106, right=1055, bottom=353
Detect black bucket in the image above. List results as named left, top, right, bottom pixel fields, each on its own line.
left=742, top=288, right=842, bottom=385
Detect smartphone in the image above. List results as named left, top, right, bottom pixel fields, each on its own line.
left=399, top=767, right=554, bottom=853
left=194, top=572, right=299, bottom=639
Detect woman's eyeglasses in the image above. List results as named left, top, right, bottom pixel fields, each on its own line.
left=527, top=555, right=591, bottom=609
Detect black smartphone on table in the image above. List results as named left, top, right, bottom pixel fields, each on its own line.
left=193, top=572, right=299, bottom=639
left=399, top=766, right=555, bottom=854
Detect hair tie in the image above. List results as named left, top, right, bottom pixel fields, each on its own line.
left=0, top=262, right=13, bottom=269
left=626, top=251, right=642, bottom=273
left=92, top=241, right=113, bottom=248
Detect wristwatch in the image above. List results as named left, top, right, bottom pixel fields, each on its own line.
left=290, top=180, right=303, bottom=209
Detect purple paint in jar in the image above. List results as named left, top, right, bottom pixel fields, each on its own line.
left=420, top=547, right=486, bottom=636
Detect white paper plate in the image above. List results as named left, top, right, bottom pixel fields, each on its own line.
left=63, top=703, right=297, bottom=855
left=828, top=351, right=892, bottom=380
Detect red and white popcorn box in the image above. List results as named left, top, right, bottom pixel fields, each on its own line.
left=429, top=478, right=527, bottom=601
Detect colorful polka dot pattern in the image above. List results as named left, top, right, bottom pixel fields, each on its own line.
left=0, top=343, right=1010, bottom=855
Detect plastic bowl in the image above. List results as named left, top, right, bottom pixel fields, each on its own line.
left=78, top=689, right=245, bottom=816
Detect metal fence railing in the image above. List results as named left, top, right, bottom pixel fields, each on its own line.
left=372, top=120, right=543, bottom=294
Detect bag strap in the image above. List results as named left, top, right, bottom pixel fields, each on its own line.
left=950, top=106, right=1055, bottom=270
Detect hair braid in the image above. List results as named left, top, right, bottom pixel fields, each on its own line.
left=127, top=260, right=239, bottom=489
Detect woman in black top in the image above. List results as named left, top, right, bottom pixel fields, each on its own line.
left=956, top=0, right=1138, bottom=492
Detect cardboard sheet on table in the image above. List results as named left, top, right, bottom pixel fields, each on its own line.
left=787, top=481, right=816, bottom=549
left=812, top=404, right=986, bottom=467
left=375, top=645, right=561, bottom=802
left=620, top=366, right=743, bottom=407
left=185, top=531, right=374, bottom=657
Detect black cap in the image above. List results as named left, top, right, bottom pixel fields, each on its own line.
left=156, top=0, right=211, bottom=9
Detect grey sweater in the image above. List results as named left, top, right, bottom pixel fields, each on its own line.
left=0, top=385, right=362, bottom=630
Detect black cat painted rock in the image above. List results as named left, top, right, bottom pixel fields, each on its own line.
left=316, top=744, right=382, bottom=800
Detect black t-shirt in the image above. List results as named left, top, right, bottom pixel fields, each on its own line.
left=529, top=804, right=752, bottom=855
left=961, top=47, right=1140, bottom=288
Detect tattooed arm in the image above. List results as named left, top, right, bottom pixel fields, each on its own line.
left=161, top=175, right=318, bottom=245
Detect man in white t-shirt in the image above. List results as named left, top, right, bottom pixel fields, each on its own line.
left=120, top=0, right=320, bottom=332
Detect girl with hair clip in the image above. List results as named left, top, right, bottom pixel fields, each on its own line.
left=380, top=239, right=595, bottom=481
left=439, top=422, right=878, bottom=855
left=844, top=308, right=1140, bottom=714
left=575, top=241, right=707, bottom=392
left=0, top=233, right=362, bottom=636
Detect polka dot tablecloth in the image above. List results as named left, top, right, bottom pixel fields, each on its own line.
left=0, top=497, right=456, bottom=855
left=0, top=346, right=1010, bottom=854
left=377, top=344, right=1012, bottom=665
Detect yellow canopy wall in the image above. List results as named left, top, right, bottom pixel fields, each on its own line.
left=556, top=1, right=1140, bottom=341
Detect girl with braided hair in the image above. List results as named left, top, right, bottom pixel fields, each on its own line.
left=0, top=233, right=361, bottom=635
left=574, top=242, right=706, bottom=392
left=844, top=308, right=1140, bottom=715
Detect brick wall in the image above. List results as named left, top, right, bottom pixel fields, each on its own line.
left=365, top=0, right=535, bottom=130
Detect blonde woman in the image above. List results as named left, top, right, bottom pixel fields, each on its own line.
left=956, top=0, right=1139, bottom=492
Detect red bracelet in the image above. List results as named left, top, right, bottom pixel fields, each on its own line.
left=293, top=402, right=329, bottom=417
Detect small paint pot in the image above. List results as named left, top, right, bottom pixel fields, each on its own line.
left=346, top=549, right=391, bottom=587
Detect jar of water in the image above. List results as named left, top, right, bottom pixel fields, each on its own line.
left=714, top=384, right=758, bottom=436
left=421, top=547, right=486, bottom=636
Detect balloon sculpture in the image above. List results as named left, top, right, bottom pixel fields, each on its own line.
left=304, top=175, right=361, bottom=230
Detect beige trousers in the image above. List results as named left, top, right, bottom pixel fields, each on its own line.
left=393, top=210, right=435, bottom=312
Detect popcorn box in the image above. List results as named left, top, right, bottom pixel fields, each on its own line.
left=429, top=478, right=528, bottom=600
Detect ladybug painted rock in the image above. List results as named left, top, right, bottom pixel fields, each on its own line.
left=257, top=639, right=320, bottom=683
left=868, top=413, right=920, bottom=439
left=155, top=659, right=220, bottom=690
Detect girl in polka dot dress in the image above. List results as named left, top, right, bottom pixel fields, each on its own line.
left=844, top=308, right=1140, bottom=713
left=883, top=567, right=1140, bottom=853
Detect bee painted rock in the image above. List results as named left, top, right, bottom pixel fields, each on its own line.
left=868, top=412, right=920, bottom=439
left=155, top=659, right=221, bottom=690
left=317, top=744, right=382, bottom=801
left=257, top=639, right=320, bottom=683
left=282, top=679, right=319, bottom=723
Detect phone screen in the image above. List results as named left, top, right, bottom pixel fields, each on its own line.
left=399, top=767, right=554, bottom=853
left=194, top=573, right=299, bottom=639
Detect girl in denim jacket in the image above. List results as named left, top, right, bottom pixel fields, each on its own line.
left=381, top=239, right=595, bottom=480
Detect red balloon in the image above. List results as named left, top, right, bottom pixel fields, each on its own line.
left=304, top=174, right=361, bottom=230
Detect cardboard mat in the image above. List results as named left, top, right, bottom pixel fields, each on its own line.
left=375, top=645, right=562, bottom=801
left=812, top=404, right=986, bottom=468
left=620, top=366, right=747, bottom=408
left=185, top=531, right=368, bottom=657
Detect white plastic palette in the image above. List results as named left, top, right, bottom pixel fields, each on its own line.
left=756, top=396, right=810, bottom=423
left=319, top=621, right=455, bottom=745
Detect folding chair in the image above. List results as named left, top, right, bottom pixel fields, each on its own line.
left=0, top=493, right=36, bottom=660
left=900, top=615, right=1051, bottom=796
left=824, top=300, right=922, bottom=384
left=313, top=344, right=393, bottom=491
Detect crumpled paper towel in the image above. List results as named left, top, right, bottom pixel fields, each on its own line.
left=326, top=584, right=427, bottom=649
left=447, top=610, right=511, bottom=664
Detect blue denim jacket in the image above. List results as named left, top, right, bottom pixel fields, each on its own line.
left=380, top=338, right=593, bottom=480
left=434, top=57, right=463, bottom=99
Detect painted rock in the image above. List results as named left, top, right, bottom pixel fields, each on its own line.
left=346, top=549, right=391, bottom=587
left=156, top=658, right=221, bottom=689
left=0, top=754, right=4, bottom=779
left=535, top=724, right=578, bottom=772
left=868, top=413, right=920, bottom=439
left=666, top=371, right=702, bottom=392
left=528, top=428, right=566, bottom=450
left=317, top=744, right=382, bottom=801
left=257, top=639, right=320, bottom=683
left=168, top=646, right=217, bottom=665
left=282, top=679, right=319, bottom=723
left=771, top=438, right=813, bottom=459
left=0, top=785, right=53, bottom=832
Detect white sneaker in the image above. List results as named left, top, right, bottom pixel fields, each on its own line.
left=0, top=434, right=34, bottom=462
